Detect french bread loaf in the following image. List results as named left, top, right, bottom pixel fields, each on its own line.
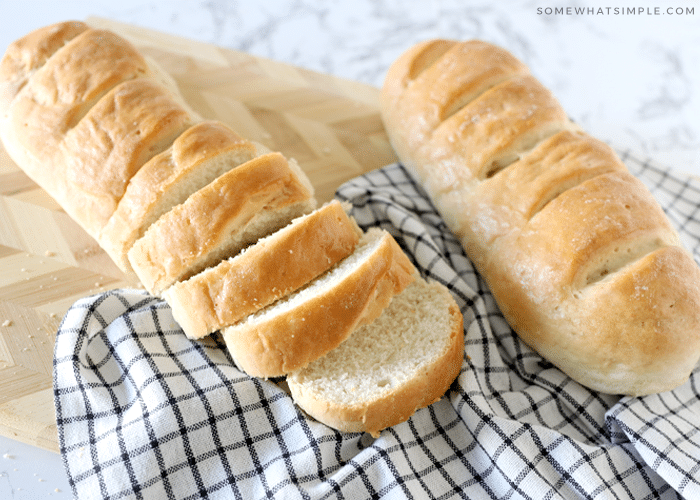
left=0, top=22, right=198, bottom=239
left=1, top=22, right=466, bottom=436
left=288, top=276, right=464, bottom=438
left=381, top=39, right=700, bottom=396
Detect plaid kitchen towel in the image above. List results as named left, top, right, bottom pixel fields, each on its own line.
left=54, top=151, right=700, bottom=500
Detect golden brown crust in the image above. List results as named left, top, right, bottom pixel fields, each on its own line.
left=163, top=201, right=362, bottom=339
left=572, top=246, right=700, bottom=395
left=222, top=231, right=417, bottom=378
left=381, top=38, right=700, bottom=395
left=3, top=27, right=152, bottom=176
left=436, top=130, right=630, bottom=270
left=381, top=39, right=533, bottom=188
left=488, top=245, right=700, bottom=396
left=61, top=78, right=194, bottom=237
left=99, top=120, right=259, bottom=274
left=421, top=74, right=572, bottom=195
left=0, top=21, right=89, bottom=116
left=481, top=170, right=681, bottom=305
left=127, top=152, right=314, bottom=295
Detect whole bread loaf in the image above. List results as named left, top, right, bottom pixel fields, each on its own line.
left=381, top=39, right=700, bottom=396
left=0, top=22, right=465, bottom=435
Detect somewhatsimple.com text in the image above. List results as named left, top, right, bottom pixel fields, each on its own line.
left=537, top=6, right=694, bottom=15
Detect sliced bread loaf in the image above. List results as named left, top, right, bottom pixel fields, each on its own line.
left=163, top=200, right=363, bottom=339
left=222, top=228, right=417, bottom=378
left=99, top=120, right=263, bottom=276
left=127, top=151, right=316, bottom=295
left=287, top=277, right=464, bottom=437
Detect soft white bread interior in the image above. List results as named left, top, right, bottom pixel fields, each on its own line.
left=127, top=151, right=316, bottom=295
left=163, top=200, right=363, bottom=339
left=381, top=38, right=700, bottom=396
left=222, top=228, right=417, bottom=378
left=288, top=277, right=464, bottom=438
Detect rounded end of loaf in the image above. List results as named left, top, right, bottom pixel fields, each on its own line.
left=380, top=38, right=533, bottom=188
left=0, top=21, right=89, bottom=116
left=380, top=39, right=457, bottom=181
left=571, top=245, right=700, bottom=396
left=492, top=244, right=700, bottom=396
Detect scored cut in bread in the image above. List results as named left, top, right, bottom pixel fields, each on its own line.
left=163, top=200, right=363, bottom=339
left=222, top=228, right=417, bottom=378
left=128, top=151, right=316, bottom=295
left=99, top=120, right=264, bottom=275
left=287, top=277, right=464, bottom=438
left=60, top=78, right=195, bottom=237
left=0, top=21, right=89, bottom=116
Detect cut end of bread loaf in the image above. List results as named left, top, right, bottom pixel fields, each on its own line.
left=288, top=277, right=464, bottom=437
left=222, top=228, right=417, bottom=378
left=163, top=200, right=363, bottom=339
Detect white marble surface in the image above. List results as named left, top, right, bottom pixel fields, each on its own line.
left=2, top=0, right=698, bottom=179
left=0, top=0, right=698, bottom=496
left=1, top=438, right=72, bottom=499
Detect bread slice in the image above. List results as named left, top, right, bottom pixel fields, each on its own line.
left=128, top=151, right=316, bottom=295
left=99, top=120, right=262, bottom=276
left=163, top=200, right=363, bottom=339
left=222, top=228, right=417, bottom=378
left=287, top=277, right=464, bottom=437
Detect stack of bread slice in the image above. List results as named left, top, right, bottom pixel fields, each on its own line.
left=0, top=21, right=465, bottom=436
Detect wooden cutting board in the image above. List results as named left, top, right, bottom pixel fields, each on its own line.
left=0, top=17, right=398, bottom=453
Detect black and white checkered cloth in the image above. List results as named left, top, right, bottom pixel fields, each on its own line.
left=54, top=151, right=700, bottom=499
